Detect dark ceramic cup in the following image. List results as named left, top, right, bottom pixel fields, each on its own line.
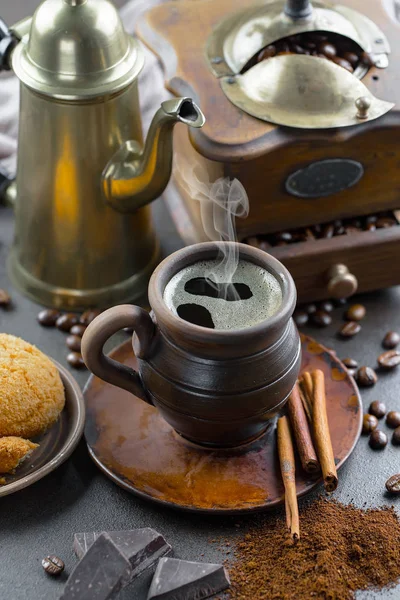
left=82, top=242, right=301, bottom=447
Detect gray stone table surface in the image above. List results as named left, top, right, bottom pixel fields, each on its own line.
left=0, top=200, right=399, bottom=600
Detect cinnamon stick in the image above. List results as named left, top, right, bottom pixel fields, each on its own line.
left=298, top=385, right=312, bottom=423
left=288, top=383, right=320, bottom=474
left=311, top=369, right=338, bottom=492
left=277, top=416, right=300, bottom=542
left=300, top=372, right=314, bottom=417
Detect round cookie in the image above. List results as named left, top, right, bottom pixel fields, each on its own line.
left=0, top=334, right=65, bottom=438
left=0, top=436, right=38, bottom=474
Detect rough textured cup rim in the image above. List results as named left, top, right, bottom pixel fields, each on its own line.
left=149, top=241, right=297, bottom=346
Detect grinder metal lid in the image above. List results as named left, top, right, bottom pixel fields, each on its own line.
left=207, top=0, right=392, bottom=128
left=222, top=55, right=394, bottom=129
left=11, top=0, right=144, bottom=99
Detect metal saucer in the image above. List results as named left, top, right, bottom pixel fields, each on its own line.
left=84, top=335, right=362, bottom=514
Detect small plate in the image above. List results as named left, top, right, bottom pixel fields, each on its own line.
left=0, top=360, right=85, bottom=497
left=84, top=335, right=362, bottom=514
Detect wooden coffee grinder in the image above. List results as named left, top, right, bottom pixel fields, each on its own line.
left=138, top=0, right=400, bottom=302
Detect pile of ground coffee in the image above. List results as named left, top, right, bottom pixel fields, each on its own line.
left=221, top=498, right=400, bottom=600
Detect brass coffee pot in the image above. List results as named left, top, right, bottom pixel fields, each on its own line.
left=0, top=0, right=205, bottom=309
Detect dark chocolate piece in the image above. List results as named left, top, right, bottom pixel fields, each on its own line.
left=74, top=528, right=171, bottom=582
left=147, top=557, right=230, bottom=600
left=61, top=533, right=131, bottom=600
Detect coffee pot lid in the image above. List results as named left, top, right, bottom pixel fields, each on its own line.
left=11, top=0, right=144, bottom=99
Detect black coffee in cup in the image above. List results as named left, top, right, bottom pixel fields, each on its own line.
left=163, top=259, right=282, bottom=329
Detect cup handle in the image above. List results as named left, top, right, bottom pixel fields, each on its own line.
left=81, top=305, right=155, bottom=404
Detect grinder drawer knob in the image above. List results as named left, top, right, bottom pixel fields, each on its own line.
left=326, top=264, right=358, bottom=299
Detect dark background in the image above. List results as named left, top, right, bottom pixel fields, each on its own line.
left=1, top=1, right=400, bottom=599
left=0, top=199, right=399, bottom=600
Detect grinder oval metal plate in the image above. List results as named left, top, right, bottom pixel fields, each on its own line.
left=221, top=55, right=393, bottom=128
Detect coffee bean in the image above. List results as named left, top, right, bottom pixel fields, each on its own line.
left=369, top=430, right=387, bottom=450
left=312, top=224, right=322, bottom=237
left=342, top=51, right=359, bottom=66
left=386, top=411, right=400, bottom=429
left=56, top=313, right=79, bottom=332
left=66, top=334, right=81, bottom=353
left=309, top=33, right=328, bottom=43
left=0, top=289, right=11, bottom=306
left=347, top=368, right=357, bottom=378
left=357, top=366, right=377, bottom=387
left=344, top=225, right=360, bottom=234
left=383, top=331, right=400, bottom=349
left=291, top=232, right=304, bottom=243
left=339, top=321, right=361, bottom=338
left=369, top=400, right=386, bottom=419
left=67, top=352, right=86, bottom=369
left=318, top=42, right=336, bottom=58
left=246, top=237, right=260, bottom=248
left=277, top=41, right=290, bottom=53
left=319, top=301, right=334, bottom=313
left=79, top=309, right=102, bottom=326
left=37, top=309, right=60, bottom=327
left=274, top=232, right=292, bottom=244
left=362, top=414, right=378, bottom=435
left=345, top=304, right=366, bottom=321
left=42, top=555, right=64, bottom=576
left=334, top=224, right=346, bottom=236
left=311, top=310, right=332, bottom=327
left=332, top=56, right=353, bottom=72
left=303, top=227, right=316, bottom=241
left=359, top=51, right=373, bottom=67
left=294, top=310, right=308, bottom=327
left=378, top=350, right=400, bottom=370
left=348, top=219, right=362, bottom=230
left=365, top=223, right=376, bottom=232
left=306, top=304, right=317, bottom=315
left=257, top=45, right=276, bottom=61
left=342, top=358, right=358, bottom=369
left=259, top=240, right=271, bottom=251
left=376, top=217, right=396, bottom=228
left=386, top=474, right=400, bottom=494
left=321, top=223, right=335, bottom=239
left=70, top=324, right=86, bottom=337
left=291, top=43, right=306, bottom=54
left=392, top=427, right=400, bottom=445
left=334, top=298, right=347, bottom=306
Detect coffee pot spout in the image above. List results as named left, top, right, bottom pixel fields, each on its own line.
left=102, top=97, right=205, bottom=213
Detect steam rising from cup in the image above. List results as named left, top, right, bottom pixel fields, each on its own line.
left=174, top=157, right=249, bottom=295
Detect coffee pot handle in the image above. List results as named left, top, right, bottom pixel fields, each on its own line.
left=81, top=305, right=155, bottom=404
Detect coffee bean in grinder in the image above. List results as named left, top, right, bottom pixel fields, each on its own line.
left=138, top=0, right=399, bottom=303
